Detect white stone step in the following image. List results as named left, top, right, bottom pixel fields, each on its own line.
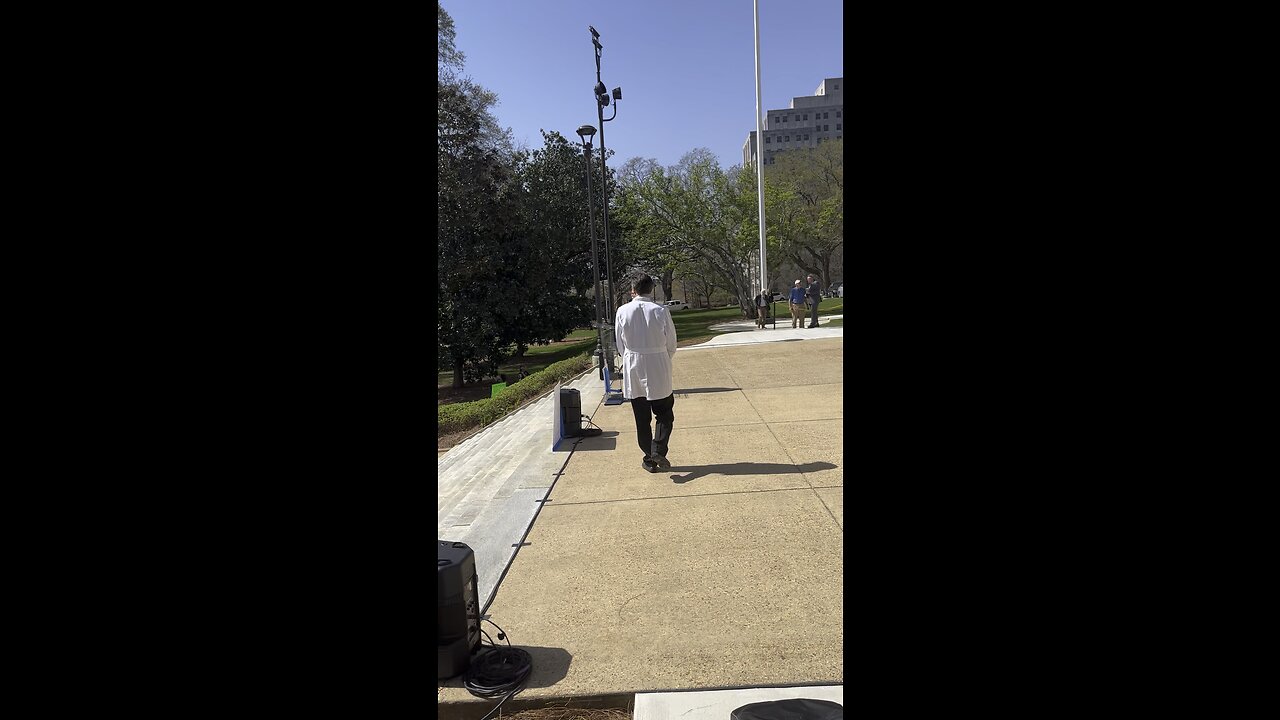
left=438, top=371, right=601, bottom=536
left=438, top=434, right=524, bottom=529
left=438, top=392, right=560, bottom=528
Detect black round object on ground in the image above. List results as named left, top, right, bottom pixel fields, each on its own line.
left=730, top=699, right=843, bottom=720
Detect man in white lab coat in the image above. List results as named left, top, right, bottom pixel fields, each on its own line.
left=614, top=274, right=679, bottom=473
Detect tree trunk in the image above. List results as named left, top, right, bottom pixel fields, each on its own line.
left=452, top=358, right=464, bottom=389
left=661, top=268, right=674, bottom=302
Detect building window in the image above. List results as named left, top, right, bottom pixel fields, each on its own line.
left=782, top=115, right=788, bottom=122
left=824, top=112, right=830, bottom=119
left=784, top=136, right=790, bottom=142
left=766, top=136, right=771, bottom=144
left=803, top=113, right=808, bottom=120
left=836, top=111, right=842, bottom=118
left=824, top=124, right=829, bottom=131
left=834, top=84, right=839, bottom=89
left=836, top=123, right=842, bottom=130
left=804, top=134, right=809, bottom=140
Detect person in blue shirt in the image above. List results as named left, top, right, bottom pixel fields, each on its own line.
left=788, top=279, right=807, bottom=328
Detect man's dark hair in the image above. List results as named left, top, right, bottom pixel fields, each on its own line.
left=632, top=274, right=655, bottom=296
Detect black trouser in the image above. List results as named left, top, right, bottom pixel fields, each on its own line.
left=809, top=297, right=820, bottom=325
left=631, top=393, right=675, bottom=461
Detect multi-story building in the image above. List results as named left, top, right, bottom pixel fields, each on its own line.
left=743, top=77, right=844, bottom=167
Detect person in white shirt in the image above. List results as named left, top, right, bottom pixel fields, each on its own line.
left=614, top=274, right=679, bottom=473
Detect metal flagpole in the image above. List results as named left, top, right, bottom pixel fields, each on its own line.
left=753, top=0, right=768, bottom=296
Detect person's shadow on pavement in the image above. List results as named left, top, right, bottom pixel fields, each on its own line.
left=670, top=461, right=837, bottom=484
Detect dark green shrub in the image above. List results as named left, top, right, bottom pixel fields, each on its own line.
left=439, top=353, right=593, bottom=436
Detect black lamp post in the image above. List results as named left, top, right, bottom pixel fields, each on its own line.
left=589, top=26, right=623, bottom=383
left=575, top=124, right=608, bottom=380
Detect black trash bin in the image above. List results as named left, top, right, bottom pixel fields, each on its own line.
left=730, top=699, right=843, bottom=720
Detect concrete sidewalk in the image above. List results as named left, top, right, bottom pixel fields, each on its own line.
left=439, top=337, right=843, bottom=705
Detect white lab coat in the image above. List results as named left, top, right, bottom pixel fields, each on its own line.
left=613, top=295, right=678, bottom=401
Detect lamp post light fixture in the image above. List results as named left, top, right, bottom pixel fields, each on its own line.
left=575, top=123, right=609, bottom=380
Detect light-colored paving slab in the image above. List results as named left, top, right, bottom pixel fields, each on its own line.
left=741, top=384, right=843, bottom=423
left=769, top=420, right=844, bottom=488
left=634, top=685, right=843, bottom=720
left=814, top=487, right=843, bottom=530
left=439, top=337, right=844, bottom=704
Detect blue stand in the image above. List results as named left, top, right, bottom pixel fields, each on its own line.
left=602, top=363, right=625, bottom=405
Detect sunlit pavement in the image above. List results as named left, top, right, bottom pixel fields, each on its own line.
left=439, top=336, right=843, bottom=707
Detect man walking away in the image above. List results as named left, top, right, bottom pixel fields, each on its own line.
left=614, top=274, right=679, bottom=473
left=788, top=279, right=807, bottom=328
left=754, top=288, right=771, bottom=329
left=806, top=274, right=822, bottom=328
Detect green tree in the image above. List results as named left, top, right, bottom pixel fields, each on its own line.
left=762, top=140, right=844, bottom=290
left=438, top=2, right=464, bottom=73
left=438, top=78, right=521, bottom=387
left=502, top=131, right=596, bottom=358
left=613, top=150, right=760, bottom=317
left=438, top=2, right=522, bottom=387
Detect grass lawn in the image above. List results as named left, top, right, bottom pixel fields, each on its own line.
left=671, top=305, right=752, bottom=345
left=437, top=298, right=845, bottom=403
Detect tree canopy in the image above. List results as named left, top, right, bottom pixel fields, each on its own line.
left=438, top=3, right=595, bottom=387
left=611, top=141, right=844, bottom=314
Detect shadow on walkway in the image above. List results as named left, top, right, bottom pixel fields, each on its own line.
left=571, top=431, right=619, bottom=451
left=670, top=461, right=837, bottom=484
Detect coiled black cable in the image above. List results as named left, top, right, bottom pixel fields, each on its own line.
left=464, top=646, right=532, bottom=697
left=464, top=645, right=532, bottom=720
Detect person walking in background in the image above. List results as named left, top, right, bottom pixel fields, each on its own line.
left=754, top=288, right=771, bottom=329
left=614, top=274, right=679, bottom=473
left=788, top=279, right=807, bottom=328
left=806, top=274, right=822, bottom=328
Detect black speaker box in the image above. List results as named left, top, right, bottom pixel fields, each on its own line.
left=438, top=540, right=481, bottom=679
left=560, top=388, right=582, bottom=437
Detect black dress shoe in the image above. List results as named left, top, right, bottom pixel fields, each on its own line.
left=654, top=456, right=672, bottom=469
left=641, top=459, right=659, bottom=473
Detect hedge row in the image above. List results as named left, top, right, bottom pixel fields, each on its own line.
left=439, top=353, right=594, bottom=436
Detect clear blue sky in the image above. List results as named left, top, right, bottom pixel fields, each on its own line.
left=444, top=0, right=843, bottom=171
